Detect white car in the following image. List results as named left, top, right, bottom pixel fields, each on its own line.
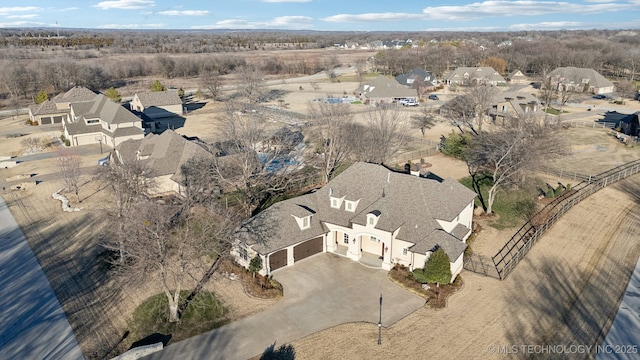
left=403, top=100, right=419, bottom=106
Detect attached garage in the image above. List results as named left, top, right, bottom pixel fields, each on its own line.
left=40, top=117, right=52, bottom=125
left=269, top=249, right=287, bottom=272
left=294, top=236, right=324, bottom=262
left=53, top=116, right=64, bottom=124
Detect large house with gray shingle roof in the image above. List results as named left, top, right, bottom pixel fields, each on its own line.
left=444, top=67, right=506, bottom=86
left=28, top=86, right=97, bottom=125
left=356, top=76, right=418, bottom=105
left=131, top=91, right=183, bottom=119
left=63, top=93, right=144, bottom=148
left=113, top=130, right=215, bottom=197
left=547, top=67, right=615, bottom=95
left=233, top=162, right=476, bottom=282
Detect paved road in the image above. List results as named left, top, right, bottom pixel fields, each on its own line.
left=147, top=253, right=425, bottom=360
left=597, top=256, right=640, bottom=360
left=0, top=195, right=84, bottom=360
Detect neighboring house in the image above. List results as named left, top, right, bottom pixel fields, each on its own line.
left=490, top=92, right=541, bottom=122
left=130, top=91, right=183, bottom=119
left=356, top=76, right=418, bottom=105
left=113, top=129, right=215, bottom=197
left=63, top=93, right=144, bottom=148
left=444, top=67, right=507, bottom=86
left=599, top=111, right=640, bottom=136
left=395, top=69, right=438, bottom=90
left=547, top=67, right=615, bottom=94
left=507, top=70, right=528, bottom=85
left=232, top=162, right=477, bottom=283
left=28, top=86, right=96, bottom=125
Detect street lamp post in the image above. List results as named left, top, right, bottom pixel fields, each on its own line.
left=95, top=135, right=103, bottom=154
left=378, top=293, right=382, bottom=345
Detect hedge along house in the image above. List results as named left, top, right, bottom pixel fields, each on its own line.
left=232, top=162, right=476, bottom=283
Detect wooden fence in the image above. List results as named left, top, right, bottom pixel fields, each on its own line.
left=391, top=139, right=440, bottom=165
left=491, top=159, right=640, bottom=280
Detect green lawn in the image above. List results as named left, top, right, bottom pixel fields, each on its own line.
left=127, top=291, right=227, bottom=348
left=459, top=174, right=537, bottom=230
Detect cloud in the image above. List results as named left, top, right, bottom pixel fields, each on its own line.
left=0, top=20, right=46, bottom=27
left=509, top=21, right=584, bottom=30
left=422, top=1, right=631, bottom=21
left=94, top=0, right=155, bottom=10
left=7, top=14, right=39, bottom=19
left=0, top=7, right=41, bottom=15
left=263, top=0, right=311, bottom=2
left=97, top=23, right=164, bottom=29
left=157, top=10, right=208, bottom=16
left=322, top=12, right=426, bottom=22
left=192, top=15, right=312, bottom=29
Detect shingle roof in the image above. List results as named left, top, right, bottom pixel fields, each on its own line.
left=395, top=69, right=433, bottom=86
left=445, top=67, right=506, bottom=84
left=29, top=100, right=65, bottom=116
left=357, top=76, right=417, bottom=99
left=238, top=162, right=476, bottom=259
left=72, top=94, right=141, bottom=125
left=493, top=91, right=541, bottom=116
left=548, top=67, right=613, bottom=89
left=135, top=91, right=182, bottom=107
left=115, top=130, right=214, bottom=182
left=53, top=86, right=97, bottom=103
left=410, top=229, right=467, bottom=260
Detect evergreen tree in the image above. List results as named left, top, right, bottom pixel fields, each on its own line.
left=413, top=247, right=452, bottom=286
left=151, top=80, right=166, bottom=92
left=35, top=90, right=48, bottom=104
left=105, top=87, right=122, bottom=103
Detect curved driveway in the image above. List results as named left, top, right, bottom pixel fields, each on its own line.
left=148, top=253, right=425, bottom=360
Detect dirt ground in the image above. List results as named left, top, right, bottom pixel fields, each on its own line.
left=290, top=176, right=640, bottom=359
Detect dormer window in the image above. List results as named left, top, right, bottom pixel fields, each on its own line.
left=367, top=210, right=381, bottom=227
left=302, top=216, right=310, bottom=229
left=344, top=199, right=359, bottom=212
left=330, top=196, right=344, bottom=209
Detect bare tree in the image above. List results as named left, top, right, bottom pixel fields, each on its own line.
left=21, top=137, right=43, bottom=152
left=308, top=102, right=355, bottom=183
left=235, top=65, right=266, bottom=102
left=465, top=119, right=568, bottom=215
left=441, top=93, right=479, bottom=135
left=356, top=105, right=409, bottom=165
left=469, top=85, right=500, bottom=132
left=102, top=156, right=153, bottom=263
left=57, top=150, right=83, bottom=203
left=412, top=107, right=437, bottom=137
left=616, top=79, right=637, bottom=103
left=200, top=69, right=222, bottom=101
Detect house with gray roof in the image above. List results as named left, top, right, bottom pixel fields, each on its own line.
left=356, top=76, right=418, bottom=105
left=131, top=91, right=183, bottom=119
left=28, top=86, right=96, bottom=125
left=507, top=70, right=528, bottom=85
left=395, top=69, right=438, bottom=90
left=114, top=130, right=215, bottom=197
left=444, top=67, right=506, bottom=86
left=233, top=162, right=476, bottom=283
left=490, top=91, right=541, bottom=122
left=547, top=67, right=615, bottom=95
left=63, top=93, right=144, bottom=148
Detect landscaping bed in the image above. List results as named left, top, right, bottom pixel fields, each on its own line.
left=218, top=258, right=283, bottom=299
left=388, top=264, right=463, bottom=308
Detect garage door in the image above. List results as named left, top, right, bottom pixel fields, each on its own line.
left=294, top=237, right=323, bottom=262
left=53, top=116, right=64, bottom=123
left=269, top=249, right=287, bottom=271
left=40, top=117, right=52, bottom=125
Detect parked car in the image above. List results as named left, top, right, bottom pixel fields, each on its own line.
left=403, top=99, right=419, bottom=106
left=98, top=155, right=110, bottom=166
left=428, top=94, right=439, bottom=100
left=593, top=94, right=606, bottom=99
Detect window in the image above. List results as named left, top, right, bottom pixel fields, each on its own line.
left=368, top=217, right=374, bottom=225
left=86, top=119, right=99, bottom=124
left=240, top=247, right=248, bottom=261
left=501, top=105, right=508, bottom=113
left=346, top=202, right=352, bottom=211
left=302, top=216, right=310, bottom=229
left=403, top=248, right=408, bottom=256
left=343, top=233, right=349, bottom=244
left=331, top=199, right=338, bottom=208
left=370, top=236, right=378, bottom=242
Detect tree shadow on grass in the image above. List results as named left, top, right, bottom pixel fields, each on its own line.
left=260, top=341, right=296, bottom=360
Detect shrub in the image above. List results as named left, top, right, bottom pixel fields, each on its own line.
left=413, top=247, right=452, bottom=286
left=566, top=183, right=572, bottom=191
left=64, top=139, right=70, bottom=147
left=545, top=188, right=555, bottom=198
left=555, top=185, right=564, bottom=196
left=440, top=131, right=471, bottom=159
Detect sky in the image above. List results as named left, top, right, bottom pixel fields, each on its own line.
left=1, top=1, right=639, bottom=32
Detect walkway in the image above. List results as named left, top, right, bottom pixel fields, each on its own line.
left=597, top=256, right=640, bottom=360
left=148, top=253, right=424, bottom=360
left=0, top=195, right=84, bottom=360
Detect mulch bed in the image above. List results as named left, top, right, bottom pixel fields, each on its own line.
left=388, top=264, right=463, bottom=308
left=218, top=258, right=283, bottom=299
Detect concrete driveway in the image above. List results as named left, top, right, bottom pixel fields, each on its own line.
left=148, top=253, right=425, bottom=360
